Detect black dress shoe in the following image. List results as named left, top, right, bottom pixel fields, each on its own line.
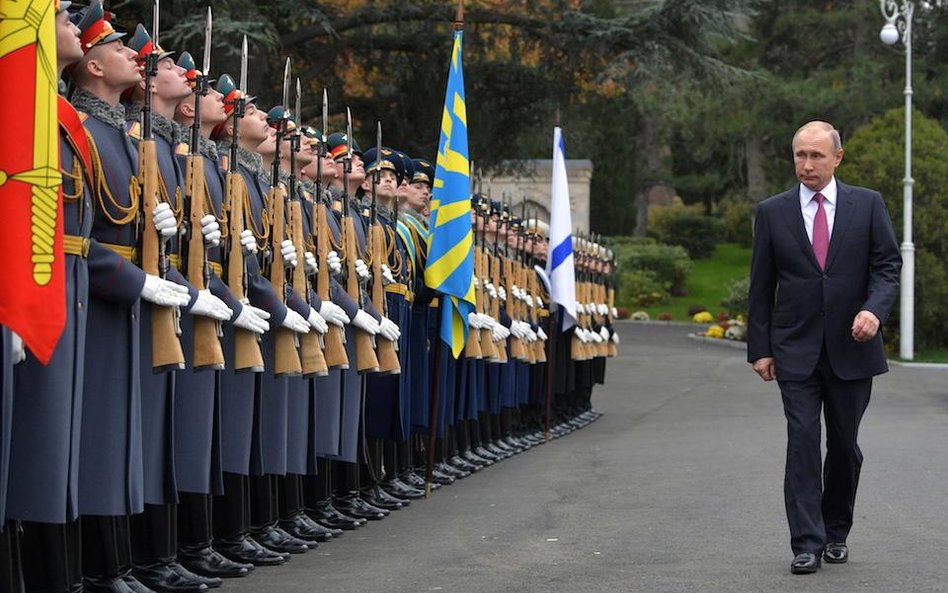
left=333, top=494, right=387, bottom=520
left=214, top=536, right=287, bottom=567
left=823, top=542, right=848, bottom=564
left=279, top=513, right=332, bottom=543
left=380, top=479, right=423, bottom=501
left=485, top=443, right=511, bottom=459
left=425, top=467, right=455, bottom=485
left=168, top=563, right=222, bottom=589
left=360, top=489, right=404, bottom=511
left=119, top=575, right=156, bottom=593
left=401, top=470, right=431, bottom=489
left=307, top=502, right=363, bottom=530
left=132, top=563, right=209, bottom=593
left=463, top=450, right=492, bottom=467
left=251, top=525, right=309, bottom=554
left=474, top=445, right=501, bottom=461
left=790, top=552, right=820, bottom=574
left=297, top=513, right=339, bottom=540
left=83, top=576, right=139, bottom=593
left=178, top=546, right=253, bottom=578
left=448, top=455, right=480, bottom=473
left=437, top=461, right=468, bottom=479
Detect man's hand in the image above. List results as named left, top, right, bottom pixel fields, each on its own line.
left=752, top=357, right=776, bottom=382
left=851, top=310, right=880, bottom=343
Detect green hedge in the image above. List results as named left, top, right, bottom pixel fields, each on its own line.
left=609, top=238, right=691, bottom=308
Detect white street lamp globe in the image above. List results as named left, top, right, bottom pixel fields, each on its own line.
left=880, top=22, right=900, bottom=45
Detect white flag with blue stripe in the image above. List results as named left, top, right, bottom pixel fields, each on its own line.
left=546, top=126, right=576, bottom=330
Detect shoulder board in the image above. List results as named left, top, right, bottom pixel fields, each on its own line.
left=76, top=111, right=89, bottom=123
left=127, top=121, right=142, bottom=140
left=176, top=142, right=190, bottom=156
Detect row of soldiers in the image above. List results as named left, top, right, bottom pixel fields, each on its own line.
left=0, top=2, right=619, bottom=592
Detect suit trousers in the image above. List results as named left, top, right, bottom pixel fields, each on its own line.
left=778, top=347, right=871, bottom=554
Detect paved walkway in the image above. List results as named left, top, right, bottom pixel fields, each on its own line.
left=228, top=323, right=948, bottom=593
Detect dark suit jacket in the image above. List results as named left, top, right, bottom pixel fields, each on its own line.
left=747, top=180, right=901, bottom=381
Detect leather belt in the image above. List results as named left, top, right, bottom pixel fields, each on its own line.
left=208, top=261, right=223, bottom=277
left=100, top=242, right=137, bottom=263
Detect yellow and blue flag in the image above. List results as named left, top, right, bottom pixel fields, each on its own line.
left=424, top=28, right=475, bottom=359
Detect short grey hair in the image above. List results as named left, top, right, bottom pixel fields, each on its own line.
left=792, top=121, right=842, bottom=152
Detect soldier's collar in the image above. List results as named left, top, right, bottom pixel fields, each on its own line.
left=71, top=89, right=125, bottom=132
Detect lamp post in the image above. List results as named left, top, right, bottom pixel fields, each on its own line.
left=880, top=0, right=915, bottom=360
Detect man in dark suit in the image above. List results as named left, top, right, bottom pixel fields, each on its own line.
left=747, top=121, right=901, bottom=575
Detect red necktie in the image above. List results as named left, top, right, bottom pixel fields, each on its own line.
left=812, top=193, right=829, bottom=269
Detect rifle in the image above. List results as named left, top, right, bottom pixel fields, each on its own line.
left=289, top=78, right=329, bottom=377
left=266, top=59, right=302, bottom=375
left=528, top=211, right=546, bottom=364
left=475, top=197, right=497, bottom=360
left=341, top=108, right=379, bottom=373
left=502, top=199, right=526, bottom=361
left=222, top=35, right=264, bottom=372
left=183, top=7, right=225, bottom=370
left=140, top=0, right=185, bottom=371
left=518, top=201, right=536, bottom=364
left=488, top=201, right=507, bottom=363
left=368, top=122, right=400, bottom=374
left=312, top=89, right=348, bottom=369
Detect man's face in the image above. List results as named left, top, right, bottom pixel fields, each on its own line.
left=793, top=128, right=843, bottom=192
left=362, top=169, right=397, bottom=200
left=321, top=153, right=337, bottom=184
left=293, top=138, right=314, bottom=167
left=404, top=181, right=429, bottom=213
left=200, top=87, right=227, bottom=125
left=239, top=104, right=269, bottom=144
left=396, top=174, right=410, bottom=199
left=56, top=10, right=83, bottom=67
left=348, top=154, right=365, bottom=186
left=153, top=58, right=191, bottom=102
left=256, top=126, right=276, bottom=157
left=86, top=40, right=141, bottom=89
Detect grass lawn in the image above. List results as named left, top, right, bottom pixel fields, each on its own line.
left=894, top=348, right=948, bottom=363
left=642, top=242, right=751, bottom=322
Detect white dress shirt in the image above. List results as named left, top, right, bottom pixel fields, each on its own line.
left=799, top=177, right=837, bottom=243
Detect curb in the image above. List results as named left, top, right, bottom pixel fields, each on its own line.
left=686, top=333, right=747, bottom=350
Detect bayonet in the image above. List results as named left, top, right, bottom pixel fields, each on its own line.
left=238, top=36, right=248, bottom=95
left=202, top=6, right=212, bottom=76
left=282, top=58, right=291, bottom=114
left=371, top=121, right=381, bottom=225
left=295, top=78, right=302, bottom=135
left=152, top=0, right=160, bottom=49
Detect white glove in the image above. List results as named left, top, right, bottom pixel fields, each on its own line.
left=281, top=308, right=311, bottom=334
left=473, top=276, right=480, bottom=288
left=576, top=302, right=586, bottom=315
left=525, top=295, right=534, bottom=308
left=381, top=264, right=395, bottom=286
left=10, top=331, right=25, bottom=365
left=576, top=327, right=589, bottom=344
left=189, top=289, right=233, bottom=321
left=152, top=202, right=177, bottom=241
left=611, top=307, right=618, bottom=318
left=141, top=274, right=191, bottom=307
left=307, top=307, right=328, bottom=334
left=525, top=325, right=538, bottom=343
left=591, top=329, right=604, bottom=343
left=477, top=313, right=496, bottom=330
left=511, top=285, right=521, bottom=300
left=240, top=229, right=258, bottom=254
left=491, top=324, right=510, bottom=341
left=536, top=296, right=544, bottom=309
left=281, top=239, right=297, bottom=268
left=318, top=300, right=349, bottom=327
left=467, top=311, right=483, bottom=329
left=378, top=317, right=400, bottom=342
left=509, top=320, right=526, bottom=340
left=233, top=303, right=270, bottom=334
left=600, top=326, right=610, bottom=342
left=598, top=303, right=609, bottom=316
left=200, top=214, right=221, bottom=247
left=588, top=303, right=598, bottom=316
left=355, top=258, right=370, bottom=281
left=485, top=282, right=497, bottom=299
left=498, top=286, right=507, bottom=302
left=537, top=327, right=548, bottom=341
left=304, top=251, right=318, bottom=276
left=351, top=310, right=380, bottom=335
left=326, top=250, right=342, bottom=274
left=612, top=332, right=620, bottom=345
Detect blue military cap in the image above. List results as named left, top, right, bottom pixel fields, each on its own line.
left=393, top=151, right=413, bottom=186
left=127, top=23, right=174, bottom=63
left=471, top=193, right=489, bottom=209
left=266, top=106, right=298, bottom=133
left=362, top=147, right=398, bottom=175
left=490, top=200, right=502, bottom=214
left=411, top=158, right=434, bottom=186
left=326, top=132, right=361, bottom=161
left=75, top=0, right=125, bottom=54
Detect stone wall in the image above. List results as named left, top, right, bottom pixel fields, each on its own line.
left=480, top=159, right=593, bottom=232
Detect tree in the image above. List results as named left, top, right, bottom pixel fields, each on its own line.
left=838, top=107, right=948, bottom=350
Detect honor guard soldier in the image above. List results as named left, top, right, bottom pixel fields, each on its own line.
left=67, top=4, right=191, bottom=591
left=124, top=26, right=232, bottom=593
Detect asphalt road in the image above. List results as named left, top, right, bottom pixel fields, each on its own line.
left=225, top=322, right=948, bottom=593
